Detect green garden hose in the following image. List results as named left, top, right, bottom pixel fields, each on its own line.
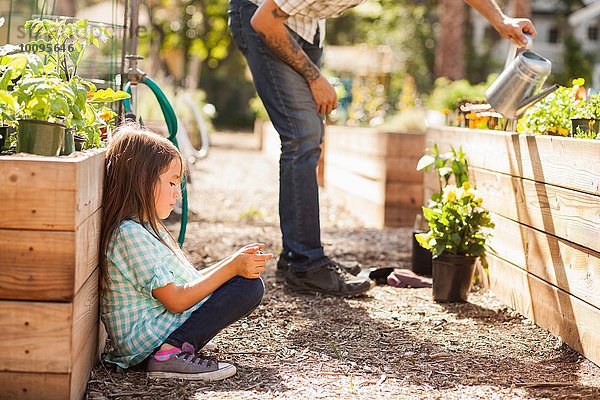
left=123, top=78, right=188, bottom=246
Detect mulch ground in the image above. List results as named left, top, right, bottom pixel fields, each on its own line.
left=87, top=132, right=600, bottom=400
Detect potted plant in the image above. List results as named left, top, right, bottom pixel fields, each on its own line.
left=416, top=182, right=495, bottom=302
left=0, top=90, right=17, bottom=152
left=0, top=18, right=130, bottom=155
left=572, top=90, right=600, bottom=139
left=414, top=144, right=469, bottom=276
left=517, top=78, right=583, bottom=137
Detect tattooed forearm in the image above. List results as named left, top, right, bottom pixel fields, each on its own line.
left=258, top=30, right=321, bottom=82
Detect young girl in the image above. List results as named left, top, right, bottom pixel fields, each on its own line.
left=99, top=124, right=272, bottom=381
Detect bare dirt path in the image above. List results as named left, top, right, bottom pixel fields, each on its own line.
left=87, top=132, right=600, bottom=400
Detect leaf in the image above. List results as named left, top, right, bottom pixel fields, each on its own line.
left=84, top=103, right=97, bottom=124
left=0, top=67, right=13, bottom=90
left=0, top=44, right=21, bottom=57
left=416, top=155, right=435, bottom=171
left=415, top=233, right=431, bottom=250
left=89, top=88, right=131, bottom=102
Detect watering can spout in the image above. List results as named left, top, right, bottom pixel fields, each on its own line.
left=515, top=84, right=559, bottom=118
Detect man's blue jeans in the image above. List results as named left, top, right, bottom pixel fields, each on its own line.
left=228, top=0, right=330, bottom=272
left=164, top=276, right=264, bottom=350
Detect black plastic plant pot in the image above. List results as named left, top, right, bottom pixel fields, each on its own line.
left=411, top=230, right=432, bottom=276
left=61, top=128, right=75, bottom=156
left=432, top=253, right=477, bottom=303
left=0, top=125, right=8, bottom=152
left=17, top=119, right=66, bottom=156
left=571, top=118, right=599, bottom=137
left=74, top=133, right=86, bottom=151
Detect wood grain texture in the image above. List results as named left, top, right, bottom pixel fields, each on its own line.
left=327, top=150, right=423, bottom=183
left=0, top=209, right=101, bottom=301
left=489, top=255, right=600, bottom=367
left=0, top=371, right=69, bottom=400
left=0, top=270, right=99, bottom=373
left=489, top=213, right=600, bottom=310
left=0, top=149, right=105, bottom=231
left=427, top=127, right=600, bottom=196
left=470, top=167, right=600, bottom=253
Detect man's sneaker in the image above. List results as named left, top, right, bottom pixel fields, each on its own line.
left=147, top=343, right=236, bottom=381
left=278, top=256, right=362, bottom=276
left=285, top=262, right=373, bottom=297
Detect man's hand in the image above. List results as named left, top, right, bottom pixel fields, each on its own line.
left=465, top=0, right=538, bottom=48
left=495, top=16, right=537, bottom=48
left=308, top=75, right=338, bottom=115
left=251, top=0, right=337, bottom=114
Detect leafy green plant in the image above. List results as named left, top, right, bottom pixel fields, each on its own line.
left=11, top=73, right=75, bottom=123
left=416, top=144, right=469, bottom=201
left=0, top=18, right=130, bottom=150
left=517, top=79, right=583, bottom=136
left=0, top=90, right=17, bottom=124
left=574, top=92, right=600, bottom=121
left=416, top=182, right=494, bottom=258
left=24, top=19, right=110, bottom=81
left=426, top=75, right=495, bottom=112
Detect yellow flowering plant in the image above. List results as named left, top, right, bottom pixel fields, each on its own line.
left=416, top=182, right=494, bottom=258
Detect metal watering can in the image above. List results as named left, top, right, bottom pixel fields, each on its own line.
left=486, top=35, right=559, bottom=121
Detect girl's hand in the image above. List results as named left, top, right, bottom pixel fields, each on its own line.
left=232, top=243, right=273, bottom=279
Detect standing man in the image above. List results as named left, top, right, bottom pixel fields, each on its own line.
left=227, top=0, right=536, bottom=297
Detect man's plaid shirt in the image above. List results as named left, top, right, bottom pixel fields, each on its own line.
left=248, top=0, right=365, bottom=45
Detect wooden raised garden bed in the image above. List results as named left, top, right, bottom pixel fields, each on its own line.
left=324, top=125, right=425, bottom=228
left=425, top=126, right=600, bottom=367
left=0, top=149, right=106, bottom=399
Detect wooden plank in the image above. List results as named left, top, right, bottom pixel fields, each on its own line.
left=0, top=209, right=101, bottom=301
left=489, top=213, right=600, bottom=310
left=326, top=150, right=423, bottom=183
left=0, top=149, right=105, bottom=231
left=325, top=165, right=422, bottom=207
left=0, top=372, right=69, bottom=400
left=384, top=206, right=421, bottom=228
left=75, top=149, right=105, bottom=228
left=70, top=272, right=100, bottom=400
left=489, top=255, right=600, bottom=367
left=0, top=301, right=72, bottom=372
left=325, top=183, right=385, bottom=227
left=386, top=182, right=423, bottom=207
left=326, top=125, right=425, bottom=157
left=427, top=126, right=600, bottom=196
left=0, top=269, right=99, bottom=373
left=470, top=167, right=600, bottom=253
left=325, top=164, right=385, bottom=205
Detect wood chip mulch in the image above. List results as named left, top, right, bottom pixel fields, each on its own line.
left=87, top=132, right=600, bottom=399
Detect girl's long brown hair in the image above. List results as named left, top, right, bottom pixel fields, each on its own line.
left=99, top=123, right=184, bottom=290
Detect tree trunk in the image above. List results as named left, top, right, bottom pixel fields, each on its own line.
left=513, top=0, right=531, bottom=18
left=435, top=0, right=466, bottom=80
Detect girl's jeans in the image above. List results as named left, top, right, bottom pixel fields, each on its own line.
left=164, top=276, right=264, bottom=350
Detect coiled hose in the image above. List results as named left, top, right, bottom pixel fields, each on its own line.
left=123, top=78, right=188, bottom=246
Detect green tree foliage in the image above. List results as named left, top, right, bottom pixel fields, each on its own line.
left=327, top=0, right=437, bottom=95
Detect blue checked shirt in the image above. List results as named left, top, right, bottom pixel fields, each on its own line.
left=100, top=219, right=210, bottom=368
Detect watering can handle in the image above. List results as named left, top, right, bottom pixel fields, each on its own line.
left=504, top=33, right=533, bottom=69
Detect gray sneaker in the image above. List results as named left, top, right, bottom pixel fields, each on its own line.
left=147, top=343, right=236, bottom=381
